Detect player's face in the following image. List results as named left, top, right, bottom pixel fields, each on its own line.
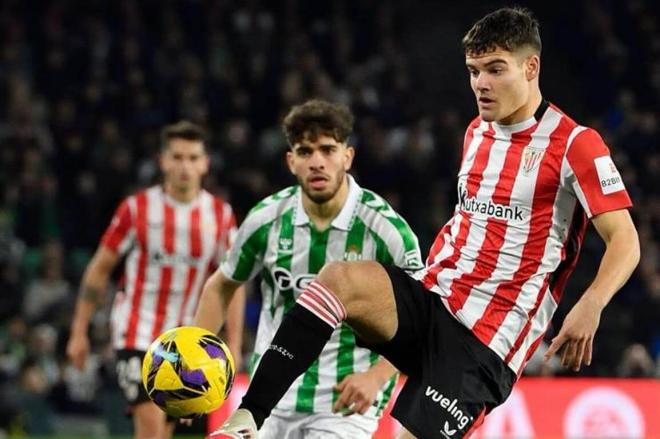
left=160, top=138, right=209, bottom=193
left=287, top=134, right=355, bottom=204
left=466, top=47, right=538, bottom=124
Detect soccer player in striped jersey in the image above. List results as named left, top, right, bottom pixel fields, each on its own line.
left=66, top=121, right=245, bottom=439
left=196, top=99, right=423, bottom=438
left=211, top=8, right=640, bottom=439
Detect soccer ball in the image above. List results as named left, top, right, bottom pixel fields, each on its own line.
left=141, top=326, right=235, bottom=418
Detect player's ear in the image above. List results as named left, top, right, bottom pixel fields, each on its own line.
left=286, top=149, right=296, bottom=175
left=344, top=145, right=355, bottom=171
left=525, top=54, right=540, bottom=81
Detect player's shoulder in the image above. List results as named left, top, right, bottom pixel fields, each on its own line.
left=357, top=188, right=403, bottom=223
left=245, top=185, right=298, bottom=219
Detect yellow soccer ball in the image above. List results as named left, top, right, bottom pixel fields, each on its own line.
left=142, top=326, right=235, bottom=418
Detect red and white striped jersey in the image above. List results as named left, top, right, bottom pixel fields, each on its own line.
left=417, top=102, right=632, bottom=375
left=101, top=186, right=237, bottom=351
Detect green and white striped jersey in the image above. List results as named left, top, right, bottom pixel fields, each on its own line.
left=220, top=175, right=423, bottom=418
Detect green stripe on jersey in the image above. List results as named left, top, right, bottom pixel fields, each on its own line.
left=371, top=229, right=395, bottom=265
left=276, top=208, right=296, bottom=312
left=295, top=226, right=330, bottom=413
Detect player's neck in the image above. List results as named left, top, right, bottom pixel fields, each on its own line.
left=497, top=89, right=543, bottom=126
left=163, top=183, right=201, bottom=204
left=302, top=177, right=350, bottom=232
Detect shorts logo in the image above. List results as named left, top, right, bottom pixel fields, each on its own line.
left=594, top=156, right=625, bottom=195
left=425, top=386, right=473, bottom=432
left=521, top=146, right=545, bottom=176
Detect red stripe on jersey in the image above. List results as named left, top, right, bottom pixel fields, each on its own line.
left=422, top=125, right=495, bottom=289
left=472, top=119, right=572, bottom=346
left=447, top=127, right=533, bottom=314
left=163, top=204, right=175, bottom=254
left=213, top=197, right=225, bottom=244
left=190, top=207, right=202, bottom=257
left=178, top=206, right=202, bottom=325
left=152, top=202, right=176, bottom=340
left=101, top=199, right=132, bottom=252
left=125, top=192, right=148, bottom=348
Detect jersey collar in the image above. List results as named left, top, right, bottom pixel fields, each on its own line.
left=293, top=174, right=362, bottom=231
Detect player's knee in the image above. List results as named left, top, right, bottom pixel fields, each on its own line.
left=317, top=261, right=355, bottom=303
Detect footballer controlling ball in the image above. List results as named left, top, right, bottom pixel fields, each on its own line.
left=142, top=326, right=235, bottom=418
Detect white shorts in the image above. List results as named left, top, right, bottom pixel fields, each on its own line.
left=259, top=410, right=378, bottom=439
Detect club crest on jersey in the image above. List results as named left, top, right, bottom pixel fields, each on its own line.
left=344, top=245, right=362, bottom=261
left=520, top=146, right=544, bottom=176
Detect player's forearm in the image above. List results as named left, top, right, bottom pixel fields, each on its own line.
left=581, top=221, right=640, bottom=310
left=70, top=281, right=106, bottom=336
left=194, top=269, right=241, bottom=334
left=224, top=285, right=246, bottom=355
left=368, top=358, right=399, bottom=387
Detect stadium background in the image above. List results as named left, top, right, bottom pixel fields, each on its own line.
left=0, top=0, right=658, bottom=437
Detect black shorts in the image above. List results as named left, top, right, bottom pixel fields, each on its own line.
left=359, top=265, right=516, bottom=439
left=116, top=349, right=150, bottom=406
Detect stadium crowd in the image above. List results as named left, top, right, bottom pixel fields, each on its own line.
left=0, top=0, right=657, bottom=435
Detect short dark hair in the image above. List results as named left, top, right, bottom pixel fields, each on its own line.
left=462, top=7, right=541, bottom=56
left=160, top=120, right=207, bottom=150
left=282, top=99, right=354, bottom=147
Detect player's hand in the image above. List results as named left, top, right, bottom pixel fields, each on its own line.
left=544, top=297, right=602, bottom=372
left=332, top=371, right=381, bottom=416
left=66, top=333, right=90, bottom=371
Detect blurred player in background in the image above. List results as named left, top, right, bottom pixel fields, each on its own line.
left=66, top=121, right=245, bottom=439
left=212, top=7, right=640, bottom=439
left=195, top=99, right=423, bottom=438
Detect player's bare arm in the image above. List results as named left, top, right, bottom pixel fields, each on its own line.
left=545, top=209, right=639, bottom=371
left=194, top=268, right=243, bottom=337
left=67, top=246, right=120, bottom=370
left=333, top=358, right=398, bottom=416
left=222, top=284, right=247, bottom=371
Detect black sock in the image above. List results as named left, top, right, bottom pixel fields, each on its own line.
left=239, top=304, right=334, bottom=428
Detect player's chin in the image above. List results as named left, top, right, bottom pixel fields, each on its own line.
left=478, top=110, right=497, bottom=122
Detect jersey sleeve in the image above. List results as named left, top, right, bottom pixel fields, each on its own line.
left=378, top=211, right=424, bottom=272
left=563, top=127, right=632, bottom=218
left=219, top=208, right=270, bottom=283
left=100, top=198, right=135, bottom=255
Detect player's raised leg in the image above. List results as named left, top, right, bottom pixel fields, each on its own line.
left=209, top=261, right=398, bottom=438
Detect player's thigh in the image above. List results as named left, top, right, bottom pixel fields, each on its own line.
left=259, top=412, right=304, bottom=439
left=300, top=413, right=377, bottom=439
left=318, top=261, right=398, bottom=343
